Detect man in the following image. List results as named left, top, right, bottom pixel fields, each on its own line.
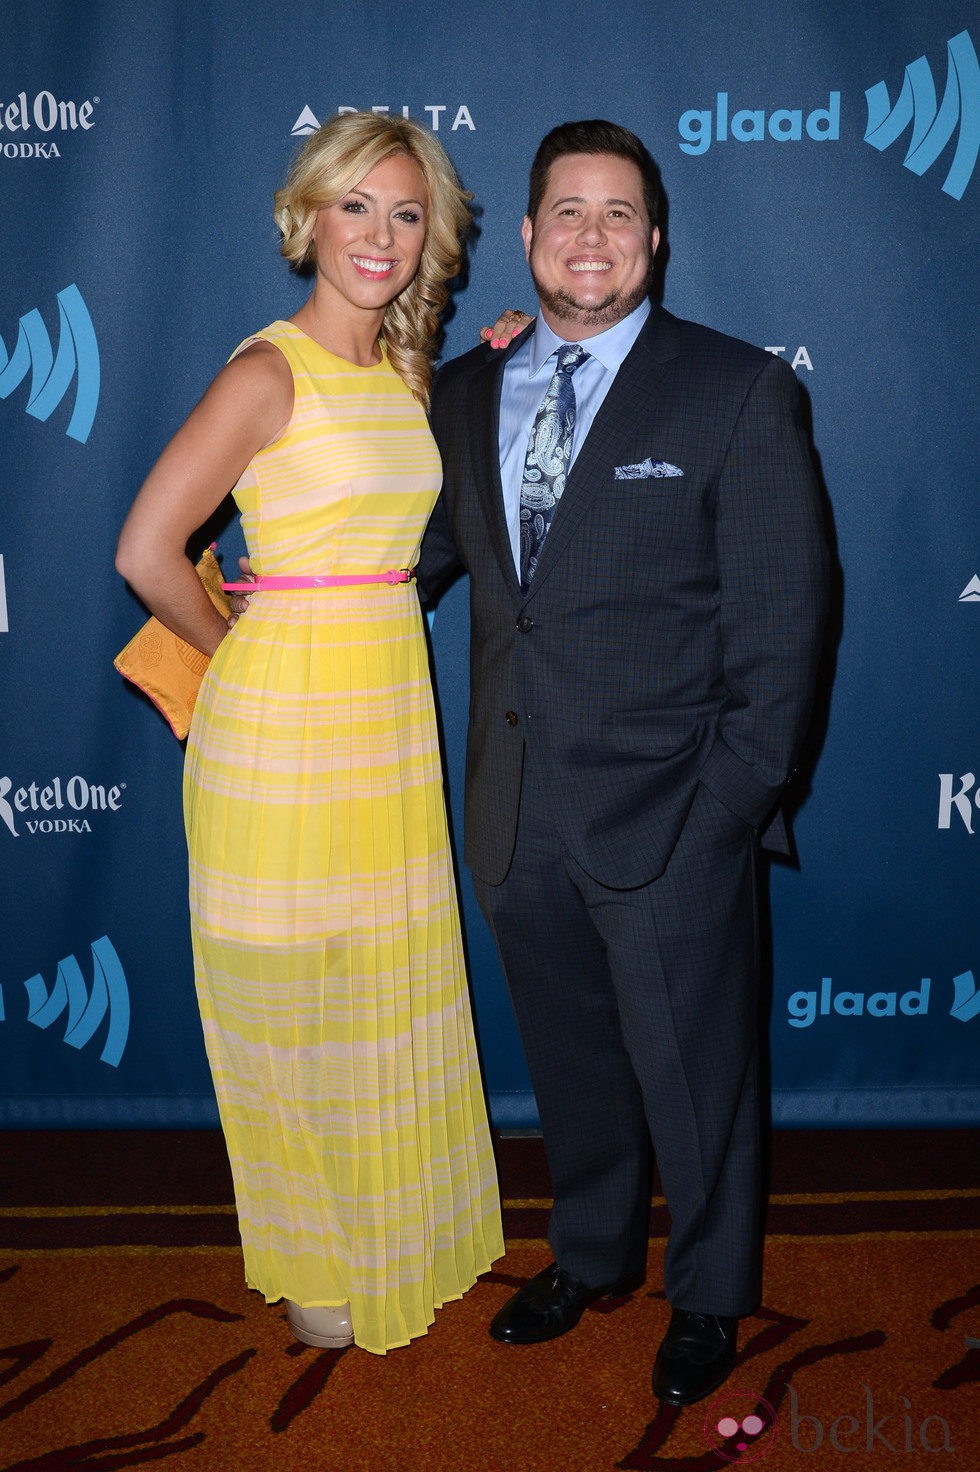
left=419, top=119, right=829, bottom=1406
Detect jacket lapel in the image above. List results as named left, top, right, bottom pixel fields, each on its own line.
left=526, top=309, right=680, bottom=596
left=465, top=334, right=527, bottom=601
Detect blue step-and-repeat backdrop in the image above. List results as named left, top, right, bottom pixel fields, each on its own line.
left=1, top=2, right=977, bottom=1128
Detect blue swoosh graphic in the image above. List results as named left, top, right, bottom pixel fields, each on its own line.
left=865, top=31, right=980, bottom=200
left=950, top=970, right=980, bottom=1022
left=0, top=284, right=100, bottom=443
left=24, top=935, right=130, bottom=1066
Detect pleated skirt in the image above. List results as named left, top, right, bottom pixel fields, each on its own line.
left=183, top=585, right=502, bottom=1353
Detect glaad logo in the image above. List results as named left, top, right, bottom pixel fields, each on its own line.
left=957, top=575, right=980, bottom=602
left=18, top=936, right=130, bottom=1068
left=678, top=92, right=840, bottom=155
left=677, top=30, right=977, bottom=201
left=788, top=973, right=979, bottom=1026
left=937, top=772, right=979, bottom=831
left=291, top=103, right=476, bottom=137
left=788, top=976, right=930, bottom=1027
left=0, top=90, right=99, bottom=159
left=864, top=31, right=980, bottom=201
left=0, top=773, right=126, bottom=837
left=0, top=284, right=100, bottom=443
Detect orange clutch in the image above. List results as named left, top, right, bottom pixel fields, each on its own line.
left=114, top=545, right=231, bottom=740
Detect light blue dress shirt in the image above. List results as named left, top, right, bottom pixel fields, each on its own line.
left=497, top=298, right=650, bottom=575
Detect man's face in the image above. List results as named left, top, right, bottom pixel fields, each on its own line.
left=521, top=152, right=659, bottom=337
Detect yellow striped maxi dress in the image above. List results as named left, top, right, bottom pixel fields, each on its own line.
left=183, top=321, right=503, bottom=1354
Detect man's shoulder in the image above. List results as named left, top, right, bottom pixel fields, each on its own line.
left=433, top=312, right=779, bottom=395
left=654, top=307, right=773, bottom=372
left=435, top=338, right=498, bottom=389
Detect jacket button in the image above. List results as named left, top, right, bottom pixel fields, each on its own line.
left=504, top=710, right=519, bottom=726
left=516, top=615, right=533, bottom=633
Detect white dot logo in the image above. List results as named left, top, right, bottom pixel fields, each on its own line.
left=703, top=1391, right=778, bottom=1462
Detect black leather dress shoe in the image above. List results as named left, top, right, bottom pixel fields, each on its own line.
left=653, top=1309, right=738, bottom=1406
left=489, top=1262, right=624, bottom=1345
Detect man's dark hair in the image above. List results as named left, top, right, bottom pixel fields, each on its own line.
left=526, top=119, right=662, bottom=227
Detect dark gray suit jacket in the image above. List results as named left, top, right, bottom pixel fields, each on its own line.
left=420, top=306, right=829, bottom=888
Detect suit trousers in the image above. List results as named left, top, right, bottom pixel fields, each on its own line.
left=474, top=746, right=765, bottom=1317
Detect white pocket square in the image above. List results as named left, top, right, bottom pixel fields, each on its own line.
left=614, top=458, right=684, bottom=480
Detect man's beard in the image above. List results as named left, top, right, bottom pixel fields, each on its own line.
left=529, top=260, right=652, bottom=330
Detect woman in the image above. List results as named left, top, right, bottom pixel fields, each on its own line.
left=116, top=113, right=503, bottom=1355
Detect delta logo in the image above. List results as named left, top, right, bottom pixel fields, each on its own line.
left=290, top=103, right=475, bottom=138
left=678, top=29, right=978, bottom=201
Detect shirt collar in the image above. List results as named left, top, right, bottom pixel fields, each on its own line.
left=527, top=297, right=651, bottom=379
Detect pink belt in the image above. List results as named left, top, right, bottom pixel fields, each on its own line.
left=222, top=568, right=415, bottom=592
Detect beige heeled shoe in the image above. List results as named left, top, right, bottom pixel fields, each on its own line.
left=285, top=1300, right=355, bottom=1349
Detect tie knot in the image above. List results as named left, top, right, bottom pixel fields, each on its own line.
left=556, top=343, right=588, bottom=374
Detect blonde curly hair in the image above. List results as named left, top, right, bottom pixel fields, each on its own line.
left=274, top=112, right=472, bottom=407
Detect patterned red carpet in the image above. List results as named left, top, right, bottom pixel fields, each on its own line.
left=1, top=1131, right=977, bottom=1471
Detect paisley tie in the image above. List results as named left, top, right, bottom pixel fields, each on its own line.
left=519, top=343, right=589, bottom=590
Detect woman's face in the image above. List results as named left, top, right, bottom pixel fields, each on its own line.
left=309, top=151, right=429, bottom=318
